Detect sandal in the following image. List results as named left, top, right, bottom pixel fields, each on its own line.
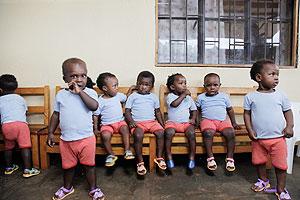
left=154, top=158, right=167, bottom=170
left=166, top=160, right=175, bottom=169
left=4, top=164, right=19, bottom=175
left=207, top=157, right=217, bottom=171
left=89, top=188, right=105, bottom=200
left=225, top=158, right=235, bottom=172
left=275, top=189, right=292, bottom=200
left=251, top=178, right=270, bottom=192
left=52, top=186, right=74, bottom=200
left=137, top=162, right=147, bottom=175
left=105, top=155, right=118, bottom=167
left=23, top=168, right=40, bottom=178
left=124, top=150, right=135, bottom=160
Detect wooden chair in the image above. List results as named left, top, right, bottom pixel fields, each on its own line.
left=0, top=86, right=50, bottom=168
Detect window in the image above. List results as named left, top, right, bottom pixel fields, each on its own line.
left=156, top=0, right=298, bottom=67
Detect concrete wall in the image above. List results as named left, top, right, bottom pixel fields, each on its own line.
left=0, top=0, right=299, bottom=103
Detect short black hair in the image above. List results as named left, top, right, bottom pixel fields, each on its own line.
left=204, top=73, right=220, bottom=82
left=0, top=74, right=18, bottom=91
left=62, top=58, right=86, bottom=76
left=86, top=76, right=95, bottom=89
left=166, top=73, right=182, bottom=91
left=96, top=72, right=116, bottom=90
left=137, top=71, right=155, bottom=86
left=250, top=59, right=275, bottom=82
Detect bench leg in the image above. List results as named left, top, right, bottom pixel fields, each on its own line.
left=30, top=134, right=39, bottom=168
left=149, top=136, right=156, bottom=172
left=39, top=135, right=50, bottom=169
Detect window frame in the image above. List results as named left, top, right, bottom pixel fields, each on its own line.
left=155, top=0, right=299, bottom=68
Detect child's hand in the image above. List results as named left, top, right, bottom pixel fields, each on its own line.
left=283, top=126, right=294, bottom=138
left=47, top=133, right=55, bottom=147
left=183, top=89, right=191, bottom=96
left=93, top=129, right=100, bottom=136
left=129, top=121, right=137, bottom=128
left=232, top=123, right=241, bottom=130
left=68, top=81, right=81, bottom=94
left=189, top=118, right=196, bottom=126
left=248, top=131, right=257, bottom=141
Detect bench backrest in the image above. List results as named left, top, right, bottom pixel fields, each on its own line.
left=15, top=86, right=50, bottom=126
left=159, top=85, right=256, bottom=124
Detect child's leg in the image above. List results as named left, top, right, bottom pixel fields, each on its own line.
left=165, top=128, right=175, bottom=161
left=4, top=149, right=13, bottom=168
left=133, top=127, right=144, bottom=163
left=221, top=128, right=235, bottom=159
left=63, top=167, right=75, bottom=189
left=101, top=131, right=114, bottom=155
left=153, top=130, right=164, bottom=158
left=256, top=164, right=268, bottom=181
left=275, top=167, right=286, bottom=194
left=119, top=125, right=131, bottom=151
left=184, top=125, right=196, bottom=161
left=202, top=129, right=215, bottom=158
left=21, top=148, right=32, bottom=169
left=84, top=165, right=97, bottom=190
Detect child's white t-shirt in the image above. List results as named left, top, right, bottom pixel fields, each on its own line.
left=244, top=90, right=291, bottom=139
left=54, top=88, right=98, bottom=141
left=196, top=92, right=231, bottom=121
left=0, top=94, right=27, bottom=124
left=166, top=93, right=197, bottom=123
left=125, top=92, right=160, bottom=121
left=94, top=92, right=126, bottom=125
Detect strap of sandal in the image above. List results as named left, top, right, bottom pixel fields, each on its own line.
left=207, top=157, right=215, bottom=162
left=137, top=162, right=144, bottom=167
left=226, top=158, right=234, bottom=163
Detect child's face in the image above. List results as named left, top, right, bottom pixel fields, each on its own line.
left=204, top=76, right=221, bottom=96
left=257, top=64, right=279, bottom=89
left=103, top=77, right=118, bottom=97
left=63, top=63, right=87, bottom=90
left=137, top=77, right=153, bottom=94
left=170, top=75, right=187, bottom=94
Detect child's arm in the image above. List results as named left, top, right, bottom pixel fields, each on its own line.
left=126, top=85, right=137, bottom=97
left=189, top=110, right=197, bottom=125
left=155, top=108, right=165, bottom=127
left=226, top=107, right=241, bottom=129
left=243, top=110, right=257, bottom=140
left=125, top=108, right=137, bottom=128
left=93, top=115, right=100, bottom=135
left=47, top=111, right=60, bottom=147
left=283, top=109, right=294, bottom=138
left=70, top=81, right=98, bottom=111
left=170, top=89, right=191, bottom=107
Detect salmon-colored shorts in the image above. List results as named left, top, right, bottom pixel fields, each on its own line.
left=1, top=121, right=31, bottom=150
left=252, top=137, right=287, bottom=170
left=59, top=135, right=96, bottom=169
left=131, top=120, right=164, bottom=134
left=100, top=120, right=128, bottom=134
left=200, top=118, right=233, bottom=132
left=165, top=121, right=193, bottom=133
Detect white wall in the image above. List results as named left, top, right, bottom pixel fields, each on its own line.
left=0, top=0, right=299, bottom=102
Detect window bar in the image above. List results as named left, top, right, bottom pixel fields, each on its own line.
left=278, top=0, right=282, bottom=65
left=198, top=0, right=205, bottom=63
left=271, top=0, right=274, bottom=61
left=228, top=0, right=232, bottom=63
left=217, top=0, right=220, bottom=64
left=233, top=0, right=236, bottom=63
left=169, top=0, right=172, bottom=63
left=244, top=0, right=251, bottom=63
left=264, top=0, right=267, bottom=59
left=185, top=0, right=188, bottom=63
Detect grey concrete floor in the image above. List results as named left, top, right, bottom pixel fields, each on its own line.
left=1, top=153, right=300, bottom=200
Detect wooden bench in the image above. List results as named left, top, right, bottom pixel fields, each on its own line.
left=159, top=85, right=256, bottom=157
left=0, top=86, right=50, bottom=168
left=39, top=86, right=156, bottom=171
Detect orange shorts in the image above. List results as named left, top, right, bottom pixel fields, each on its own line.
left=100, top=120, right=127, bottom=134
left=1, top=122, right=31, bottom=150
left=200, top=118, right=233, bottom=132
left=59, top=135, right=96, bottom=169
left=165, top=121, right=193, bottom=133
left=131, top=120, right=164, bottom=134
left=252, top=137, right=287, bottom=170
